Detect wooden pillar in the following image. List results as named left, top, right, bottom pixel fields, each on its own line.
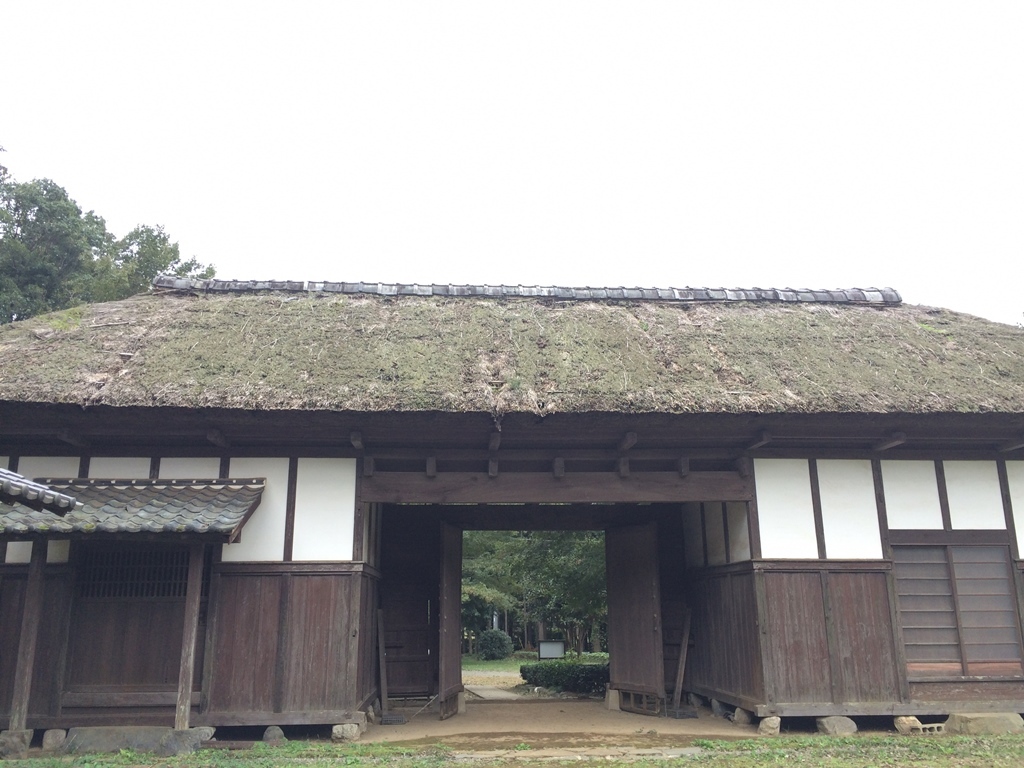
left=8, top=539, right=46, bottom=732
left=175, top=543, right=205, bottom=730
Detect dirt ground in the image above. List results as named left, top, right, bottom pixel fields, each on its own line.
left=363, top=699, right=757, bottom=750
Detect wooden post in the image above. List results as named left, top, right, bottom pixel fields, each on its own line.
left=175, top=543, right=205, bottom=730
left=8, top=539, right=46, bottom=731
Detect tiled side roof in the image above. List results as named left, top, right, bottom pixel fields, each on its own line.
left=152, top=276, right=902, bottom=305
left=0, top=478, right=264, bottom=540
left=0, top=468, right=77, bottom=514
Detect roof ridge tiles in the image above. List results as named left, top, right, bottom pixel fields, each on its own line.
left=151, top=276, right=902, bottom=305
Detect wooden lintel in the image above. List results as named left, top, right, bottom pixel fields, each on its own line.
left=747, top=430, right=771, bottom=451
left=363, top=457, right=375, bottom=477
left=617, top=456, right=630, bottom=478
left=362, top=470, right=753, bottom=504
left=175, top=542, right=204, bottom=730
left=56, top=429, right=89, bottom=448
left=206, top=428, right=230, bottom=448
left=553, top=457, right=565, bottom=478
left=426, top=456, right=437, bottom=478
left=350, top=431, right=364, bottom=451
left=618, top=431, right=638, bottom=452
left=8, top=539, right=46, bottom=732
left=488, top=458, right=499, bottom=478
left=735, top=457, right=752, bottom=479
left=677, top=458, right=690, bottom=477
left=488, top=432, right=502, bottom=452
left=873, top=431, right=907, bottom=452
left=999, top=438, right=1024, bottom=453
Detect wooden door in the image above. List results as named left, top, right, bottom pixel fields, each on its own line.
left=438, top=522, right=463, bottom=719
left=606, top=521, right=665, bottom=715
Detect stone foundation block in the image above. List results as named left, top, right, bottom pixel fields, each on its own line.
left=945, top=712, right=1024, bottom=736
left=732, top=707, right=754, bottom=725
left=758, top=716, right=781, bottom=736
left=262, top=725, right=287, bottom=742
left=332, top=723, right=361, bottom=742
left=605, top=686, right=620, bottom=711
left=894, top=716, right=921, bottom=735
left=0, top=730, right=32, bottom=760
left=60, top=726, right=204, bottom=756
left=42, top=729, right=67, bottom=751
left=817, top=716, right=857, bottom=736
left=710, top=699, right=729, bottom=718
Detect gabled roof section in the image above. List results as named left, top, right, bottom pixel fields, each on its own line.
left=1, top=280, right=1023, bottom=416
left=0, top=468, right=77, bottom=514
left=0, top=478, right=264, bottom=540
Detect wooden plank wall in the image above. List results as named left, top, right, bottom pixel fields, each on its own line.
left=0, top=568, right=74, bottom=721
left=683, top=565, right=764, bottom=708
left=760, top=566, right=900, bottom=708
left=204, top=565, right=371, bottom=721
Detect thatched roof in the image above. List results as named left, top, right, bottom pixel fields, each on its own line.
left=1, top=281, right=1022, bottom=416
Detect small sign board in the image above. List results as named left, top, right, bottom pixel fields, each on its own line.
left=538, top=640, right=566, bottom=659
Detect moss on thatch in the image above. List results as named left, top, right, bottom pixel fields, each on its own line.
left=1, top=291, right=1023, bottom=416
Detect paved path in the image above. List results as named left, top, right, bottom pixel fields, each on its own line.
left=465, top=684, right=522, bottom=701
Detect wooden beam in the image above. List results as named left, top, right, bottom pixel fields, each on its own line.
left=488, top=458, right=499, bottom=478
left=350, top=431, right=364, bottom=451
left=56, top=429, right=88, bottom=448
left=873, top=432, right=906, bottom=452
left=8, top=539, right=46, bottom=732
left=617, top=456, right=630, bottom=478
left=1000, top=437, right=1024, bottom=453
left=617, top=431, right=638, bottom=452
left=677, top=457, right=690, bottom=477
left=426, top=456, right=437, bottom=478
left=553, top=457, right=565, bottom=478
left=206, top=429, right=230, bottom=448
left=488, top=432, right=502, bottom=452
left=747, top=431, right=771, bottom=451
left=175, top=543, right=205, bottom=730
left=734, top=457, right=751, bottom=479
left=363, top=457, right=375, bottom=477
left=362, top=470, right=754, bottom=504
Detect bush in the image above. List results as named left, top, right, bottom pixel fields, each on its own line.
left=520, top=660, right=610, bottom=694
left=477, top=629, right=514, bottom=660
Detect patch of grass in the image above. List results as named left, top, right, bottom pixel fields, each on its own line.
left=461, top=653, right=525, bottom=672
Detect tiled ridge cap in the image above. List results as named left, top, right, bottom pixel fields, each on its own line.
left=152, top=276, right=902, bottom=305
left=0, top=468, right=77, bottom=515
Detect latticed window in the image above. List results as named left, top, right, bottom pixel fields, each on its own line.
left=77, top=545, right=209, bottom=599
left=894, top=544, right=1024, bottom=678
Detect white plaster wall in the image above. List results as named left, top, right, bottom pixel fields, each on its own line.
left=158, top=457, right=221, bottom=478
left=880, top=461, right=943, bottom=529
left=681, top=502, right=704, bottom=568
left=221, top=457, right=289, bottom=562
left=726, top=502, right=751, bottom=562
left=754, top=459, right=818, bottom=559
left=1006, top=462, right=1024, bottom=555
left=944, top=460, right=1005, bottom=530
left=291, top=458, right=356, bottom=561
left=704, top=502, right=727, bottom=565
left=5, top=542, right=33, bottom=563
left=17, top=456, right=80, bottom=480
left=89, top=457, right=152, bottom=478
left=4, top=541, right=69, bottom=563
left=47, top=540, right=70, bottom=563
left=817, top=460, right=883, bottom=559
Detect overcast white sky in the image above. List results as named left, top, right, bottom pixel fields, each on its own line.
left=3, top=2, right=1022, bottom=324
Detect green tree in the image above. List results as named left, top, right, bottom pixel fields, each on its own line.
left=0, top=151, right=213, bottom=323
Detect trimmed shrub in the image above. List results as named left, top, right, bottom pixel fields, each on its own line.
left=478, top=629, right=514, bottom=660
left=520, top=660, right=610, bottom=694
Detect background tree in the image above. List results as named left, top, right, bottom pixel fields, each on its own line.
left=0, top=151, right=213, bottom=324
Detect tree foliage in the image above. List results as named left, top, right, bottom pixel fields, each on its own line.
left=462, top=530, right=607, bottom=654
left=0, top=151, right=213, bottom=324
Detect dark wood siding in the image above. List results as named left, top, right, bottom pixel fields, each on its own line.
left=684, top=566, right=764, bottom=707
left=204, top=564, right=372, bottom=721
left=894, top=544, right=1024, bottom=678
left=828, top=571, right=901, bottom=702
left=763, top=571, right=833, bottom=703
left=0, top=567, right=74, bottom=720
